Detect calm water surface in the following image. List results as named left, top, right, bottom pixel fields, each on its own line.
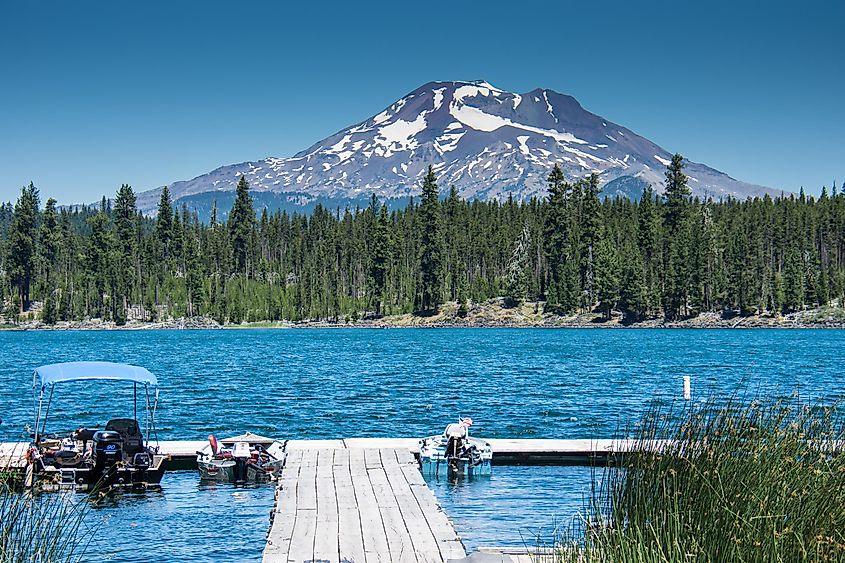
left=82, top=472, right=274, bottom=562
left=1, top=328, right=842, bottom=560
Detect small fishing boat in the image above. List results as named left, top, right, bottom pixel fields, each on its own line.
left=418, top=418, right=492, bottom=477
left=25, top=362, right=168, bottom=492
left=196, top=432, right=285, bottom=483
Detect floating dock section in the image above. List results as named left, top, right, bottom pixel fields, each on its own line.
left=263, top=447, right=465, bottom=563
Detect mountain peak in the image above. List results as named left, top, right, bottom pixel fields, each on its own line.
left=137, top=80, right=779, bottom=216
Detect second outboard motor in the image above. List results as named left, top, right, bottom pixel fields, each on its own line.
left=93, top=430, right=123, bottom=486
left=444, top=422, right=467, bottom=457
left=444, top=418, right=474, bottom=475
left=232, top=441, right=251, bottom=483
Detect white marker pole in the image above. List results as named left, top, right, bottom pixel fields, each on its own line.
left=683, top=376, right=691, bottom=401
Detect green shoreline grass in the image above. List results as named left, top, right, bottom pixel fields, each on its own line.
left=558, top=398, right=845, bottom=562
left=0, top=484, right=92, bottom=562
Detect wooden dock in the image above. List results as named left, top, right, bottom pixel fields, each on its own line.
left=2, top=438, right=657, bottom=473
left=263, top=447, right=466, bottom=563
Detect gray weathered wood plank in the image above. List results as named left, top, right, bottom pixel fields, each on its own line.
left=286, top=451, right=318, bottom=562
left=335, top=450, right=366, bottom=563
left=314, top=449, right=340, bottom=562
left=263, top=451, right=301, bottom=562
left=264, top=448, right=462, bottom=563
left=368, top=458, right=416, bottom=562
left=382, top=449, right=441, bottom=562
left=349, top=449, right=391, bottom=563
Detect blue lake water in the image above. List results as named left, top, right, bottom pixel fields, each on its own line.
left=81, top=472, right=275, bottom=562
left=1, top=328, right=843, bottom=560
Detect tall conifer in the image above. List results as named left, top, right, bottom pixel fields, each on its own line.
left=417, top=166, right=443, bottom=311
left=229, top=175, right=256, bottom=275
left=7, top=183, right=40, bottom=312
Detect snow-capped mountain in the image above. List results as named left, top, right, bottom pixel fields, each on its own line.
left=138, top=80, right=779, bottom=215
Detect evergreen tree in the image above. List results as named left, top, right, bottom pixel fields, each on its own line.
left=229, top=175, right=256, bottom=275
left=544, top=164, right=574, bottom=310
left=185, top=222, right=204, bottom=317
left=594, top=234, right=619, bottom=320
left=664, top=153, right=691, bottom=233
left=637, top=186, right=661, bottom=315
left=504, top=222, right=531, bottom=307
left=417, top=166, right=444, bottom=312
left=86, top=210, right=114, bottom=318
left=155, top=186, right=173, bottom=257
left=39, top=197, right=60, bottom=291
left=619, top=243, right=648, bottom=321
left=1, top=171, right=844, bottom=326
left=7, top=183, right=40, bottom=313
left=580, top=174, right=602, bottom=307
left=783, top=245, right=805, bottom=312
left=368, top=200, right=391, bottom=316
left=113, top=184, right=138, bottom=319
left=662, top=154, right=692, bottom=320
left=42, top=289, right=58, bottom=325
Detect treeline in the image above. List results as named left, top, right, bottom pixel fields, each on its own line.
left=0, top=156, right=843, bottom=325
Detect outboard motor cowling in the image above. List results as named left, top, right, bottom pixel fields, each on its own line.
left=232, top=441, right=251, bottom=483
left=444, top=423, right=467, bottom=458
left=93, top=430, right=123, bottom=485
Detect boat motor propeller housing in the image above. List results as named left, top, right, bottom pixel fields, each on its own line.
left=232, top=441, right=251, bottom=483
left=93, top=430, right=123, bottom=485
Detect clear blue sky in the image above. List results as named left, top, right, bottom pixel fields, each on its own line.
left=1, top=0, right=842, bottom=203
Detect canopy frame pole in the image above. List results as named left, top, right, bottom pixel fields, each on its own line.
left=144, top=386, right=160, bottom=448
left=34, top=382, right=44, bottom=445
left=40, top=386, right=54, bottom=440
left=134, top=382, right=137, bottom=424
left=152, top=388, right=160, bottom=446
left=143, top=385, right=150, bottom=448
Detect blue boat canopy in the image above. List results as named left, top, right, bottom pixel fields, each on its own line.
left=34, top=361, right=158, bottom=390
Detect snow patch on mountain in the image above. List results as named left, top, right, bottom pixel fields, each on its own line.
left=376, top=113, right=427, bottom=156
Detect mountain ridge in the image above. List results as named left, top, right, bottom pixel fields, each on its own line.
left=136, top=80, right=780, bottom=216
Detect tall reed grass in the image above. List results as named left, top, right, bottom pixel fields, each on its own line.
left=1, top=474, right=91, bottom=562
left=561, top=397, right=845, bottom=562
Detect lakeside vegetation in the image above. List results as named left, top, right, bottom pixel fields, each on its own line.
left=0, top=484, right=90, bottom=562
left=1, top=156, right=844, bottom=325
left=559, top=397, right=845, bottom=562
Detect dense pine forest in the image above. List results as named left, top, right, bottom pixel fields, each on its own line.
left=0, top=155, right=842, bottom=325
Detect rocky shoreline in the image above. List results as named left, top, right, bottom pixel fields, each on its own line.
left=304, top=301, right=845, bottom=329
left=2, top=316, right=224, bottom=331
left=4, top=301, right=845, bottom=330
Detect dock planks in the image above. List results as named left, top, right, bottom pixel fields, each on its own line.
left=263, top=447, right=465, bottom=563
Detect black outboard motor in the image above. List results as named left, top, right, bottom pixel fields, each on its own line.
left=93, top=430, right=123, bottom=486
left=232, top=441, right=251, bottom=484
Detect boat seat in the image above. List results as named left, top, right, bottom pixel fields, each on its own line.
left=105, top=418, right=145, bottom=456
